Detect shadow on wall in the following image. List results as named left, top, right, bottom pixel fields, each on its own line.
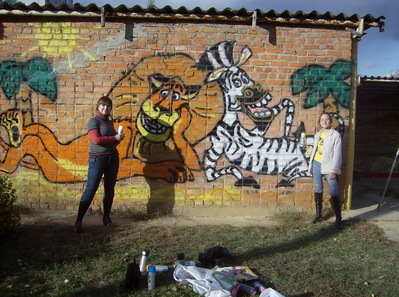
left=144, top=176, right=175, bottom=216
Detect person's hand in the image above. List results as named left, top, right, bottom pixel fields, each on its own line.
left=329, top=173, right=337, bottom=180
left=115, top=133, right=125, bottom=142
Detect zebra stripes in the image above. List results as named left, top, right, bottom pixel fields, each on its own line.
left=200, top=40, right=311, bottom=188
left=204, top=119, right=310, bottom=188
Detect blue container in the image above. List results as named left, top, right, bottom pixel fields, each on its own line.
left=147, top=265, right=156, bottom=290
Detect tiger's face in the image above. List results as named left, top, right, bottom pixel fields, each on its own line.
left=136, top=75, right=200, bottom=143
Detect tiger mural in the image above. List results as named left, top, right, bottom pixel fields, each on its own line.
left=109, top=54, right=223, bottom=182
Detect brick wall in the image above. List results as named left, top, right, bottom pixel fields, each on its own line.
left=0, top=16, right=352, bottom=213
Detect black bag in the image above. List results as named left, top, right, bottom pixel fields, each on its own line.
left=198, top=246, right=232, bottom=268
left=124, top=258, right=141, bottom=290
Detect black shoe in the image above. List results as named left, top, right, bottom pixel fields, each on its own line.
left=312, top=216, right=322, bottom=224
left=103, top=216, right=113, bottom=227
left=335, top=219, right=344, bottom=230
left=74, top=221, right=82, bottom=233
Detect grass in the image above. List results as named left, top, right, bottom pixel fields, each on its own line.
left=1, top=209, right=398, bottom=297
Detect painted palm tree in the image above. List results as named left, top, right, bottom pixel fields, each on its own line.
left=0, top=58, right=57, bottom=101
left=0, top=58, right=57, bottom=126
left=291, top=59, right=351, bottom=134
left=0, top=57, right=57, bottom=150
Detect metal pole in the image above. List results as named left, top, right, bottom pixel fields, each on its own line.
left=376, top=146, right=399, bottom=210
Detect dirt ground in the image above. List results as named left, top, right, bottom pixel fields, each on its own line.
left=19, top=206, right=280, bottom=230
left=18, top=183, right=399, bottom=243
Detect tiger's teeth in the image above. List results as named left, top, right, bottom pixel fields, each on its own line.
left=142, top=116, right=167, bottom=134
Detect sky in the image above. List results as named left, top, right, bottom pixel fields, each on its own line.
left=75, top=0, right=399, bottom=77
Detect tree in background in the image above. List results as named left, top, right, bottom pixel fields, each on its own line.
left=147, top=0, right=156, bottom=8
left=387, top=70, right=399, bottom=78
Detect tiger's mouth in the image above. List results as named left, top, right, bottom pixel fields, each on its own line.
left=136, top=111, right=172, bottom=143
left=136, top=100, right=182, bottom=142
left=137, top=112, right=172, bottom=142
left=140, top=113, right=168, bottom=135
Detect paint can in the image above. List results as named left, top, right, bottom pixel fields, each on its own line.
left=239, top=283, right=257, bottom=295
left=139, top=250, right=149, bottom=273
left=300, top=132, right=306, bottom=148
left=253, top=281, right=267, bottom=293
left=147, top=265, right=156, bottom=290
left=146, top=265, right=169, bottom=273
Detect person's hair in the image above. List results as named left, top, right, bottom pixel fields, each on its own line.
left=319, top=112, right=332, bottom=123
left=97, top=96, right=113, bottom=110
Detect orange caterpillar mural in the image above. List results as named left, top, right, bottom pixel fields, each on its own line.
left=0, top=54, right=223, bottom=183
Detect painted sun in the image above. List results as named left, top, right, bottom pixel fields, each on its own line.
left=22, top=22, right=96, bottom=68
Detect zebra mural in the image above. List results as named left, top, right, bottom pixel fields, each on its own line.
left=198, top=41, right=311, bottom=188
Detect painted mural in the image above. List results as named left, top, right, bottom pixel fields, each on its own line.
left=291, top=60, right=350, bottom=136
left=22, top=22, right=96, bottom=69
left=107, top=54, right=224, bottom=183
left=0, top=58, right=73, bottom=180
left=0, top=39, right=351, bottom=193
left=198, top=41, right=311, bottom=189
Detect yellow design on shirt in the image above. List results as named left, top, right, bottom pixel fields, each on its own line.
left=314, top=130, right=325, bottom=163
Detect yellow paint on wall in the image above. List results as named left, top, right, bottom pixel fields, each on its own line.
left=6, top=170, right=312, bottom=210
left=55, top=159, right=88, bottom=180
left=10, top=172, right=81, bottom=202
left=22, top=22, right=96, bottom=68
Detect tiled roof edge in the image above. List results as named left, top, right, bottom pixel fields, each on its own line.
left=360, top=75, right=399, bottom=82
left=0, top=2, right=385, bottom=25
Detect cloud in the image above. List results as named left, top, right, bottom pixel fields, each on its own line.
left=365, top=62, right=380, bottom=69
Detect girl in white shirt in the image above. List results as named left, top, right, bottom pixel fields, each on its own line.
left=308, top=113, right=343, bottom=230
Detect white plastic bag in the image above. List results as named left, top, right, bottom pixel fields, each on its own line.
left=260, top=287, right=285, bottom=297
left=173, top=263, right=240, bottom=297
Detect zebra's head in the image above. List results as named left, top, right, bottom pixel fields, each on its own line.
left=198, top=41, right=255, bottom=112
left=198, top=41, right=272, bottom=120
